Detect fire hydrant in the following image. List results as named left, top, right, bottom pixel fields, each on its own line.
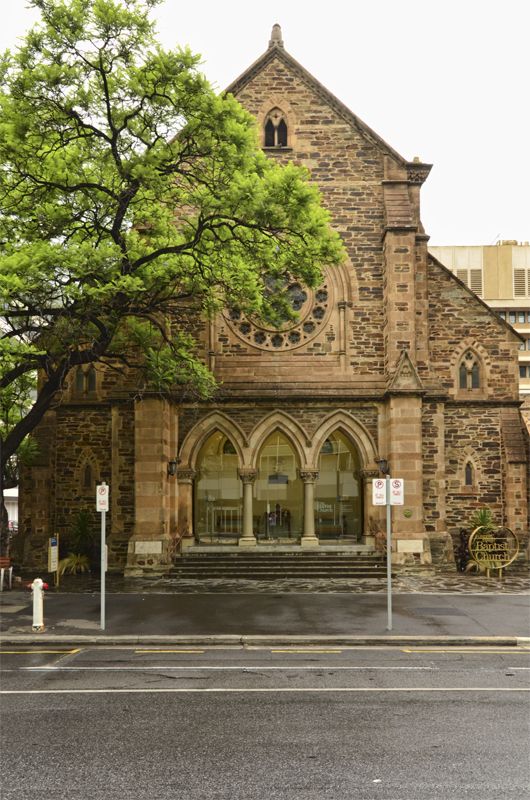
left=28, top=578, right=49, bottom=631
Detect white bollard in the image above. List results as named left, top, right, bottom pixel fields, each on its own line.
left=30, top=578, right=47, bottom=631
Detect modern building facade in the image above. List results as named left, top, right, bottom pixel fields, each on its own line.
left=20, top=27, right=529, bottom=575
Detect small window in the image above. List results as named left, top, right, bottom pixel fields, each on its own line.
left=464, top=462, right=474, bottom=486
left=498, top=311, right=506, bottom=320
left=520, top=366, right=528, bottom=379
left=83, top=464, right=92, bottom=489
left=86, top=366, right=96, bottom=393
left=277, top=119, right=288, bottom=147
left=509, top=311, right=516, bottom=324
left=222, top=439, right=237, bottom=455
left=518, top=311, right=526, bottom=324
left=519, top=341, right=525, bottom=351
left=458, top=351, right=481, bottom=391
left=263, top=108, right=288, bottom=148
left=264, top=119, right=275, bottom=147
left=75, top=367, right=85, bottom=394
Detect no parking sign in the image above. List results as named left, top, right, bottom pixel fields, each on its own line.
left=96, top=483, right=109, bottom=512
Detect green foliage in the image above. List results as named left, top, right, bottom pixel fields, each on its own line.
left=58, top=553, right=91, bottom=576
left=470, top=507, right=495, bottom=532
left=61, top=510, right=98, bottom=561
left=0, top=0, right=344, bottom=468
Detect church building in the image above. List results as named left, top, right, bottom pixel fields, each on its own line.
left=21, top=26, right=528, bottom=575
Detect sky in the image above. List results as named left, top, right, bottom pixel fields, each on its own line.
left=2, top=0, right=529, bottom=246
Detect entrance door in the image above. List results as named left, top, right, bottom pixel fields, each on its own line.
left=315, top=432, right=362, bottom=541
left=195, top=432, right=241, bottom=543
left=254, top=432, right=303, bottom=540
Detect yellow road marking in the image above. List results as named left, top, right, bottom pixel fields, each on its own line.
left=135, top=649, right=204, bottom=654
left=271, top=649, right=343, bottom=654
left=0, top=649, right=80, bottom=655
left=402, top=648, right=530, bottom=654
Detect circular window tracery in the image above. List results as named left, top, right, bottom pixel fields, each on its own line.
left=224, top=281, right=331, bottom=351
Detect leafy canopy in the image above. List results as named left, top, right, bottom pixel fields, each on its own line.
left=0, top=0, right=344, bottom=468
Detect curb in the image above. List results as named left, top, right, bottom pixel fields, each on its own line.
left=1, top=634, right=528, bottom=647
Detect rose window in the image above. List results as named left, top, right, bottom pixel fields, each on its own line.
left=224, top=281, right=331, bottom=350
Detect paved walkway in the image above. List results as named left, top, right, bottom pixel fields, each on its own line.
left=1, top=571, right=529, bottom=643
left=8, top=570, right=530, bottom=595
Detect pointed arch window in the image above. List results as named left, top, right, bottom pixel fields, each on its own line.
left=263, top=108, right=288, bottom=148
left=83, top=463, right=93, bottom=489
left=464, top=462, right=474, bottom=486
left=458, top=350, right=481, bottom=391
left=222, top=438, right=237, bottom=456
left=75, top=367, right=85, bottom=394
left=73, top=365, right=97, bottom=397
left=87, top=366, right=97, bottom=393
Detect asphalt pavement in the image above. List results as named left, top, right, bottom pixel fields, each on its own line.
left=1, top=645, right=529, bottom=800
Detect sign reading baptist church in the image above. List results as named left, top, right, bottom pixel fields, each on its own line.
left=468, top=526, right=519, bottom=572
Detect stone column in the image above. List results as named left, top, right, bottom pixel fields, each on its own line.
left=361, top=469, right=380, bottom=545
left=387, top=394, right=431, bottom=565
left=238, top=469, right=257, bottom=547
left=176, top=469, right=196, bottom=550
left=125, top=397, right=172, bottom=576
left=300, top=471, right=319, bottom=548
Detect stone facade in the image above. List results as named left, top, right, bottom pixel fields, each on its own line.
left=20, top=27, right=529, bottom=574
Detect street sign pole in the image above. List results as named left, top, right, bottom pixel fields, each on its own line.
left=373, top=475, right=404, bottom=631
left=96, top=482, right=109, bottom=631
left=100, top=505, right=106, bottom=631
left=385, top=475, right=392, bottom=631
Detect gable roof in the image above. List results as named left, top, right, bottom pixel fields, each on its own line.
left=427, top=252, right=525, bottom=343
left=225, top=25, right=410, bottom=168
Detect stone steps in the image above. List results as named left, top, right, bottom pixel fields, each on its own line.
left=170, top=551, right=389, bottom=580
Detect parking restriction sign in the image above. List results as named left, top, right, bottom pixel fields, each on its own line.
left=390, top=478, right=404, bottom=505
left=372, top=478, right=387, bottom=505
left=96, top=483, right=109, bottom=512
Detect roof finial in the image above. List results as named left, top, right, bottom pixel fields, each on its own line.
left=268, top=23, right=284, bottom=49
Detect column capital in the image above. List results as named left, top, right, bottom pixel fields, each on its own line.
left=238, top=469, right=257, bottom=485
left=361, top=469, right=380, bottom=480
left=176, top=468, right=196, bottom=484
left=299, top=470, right=319, bottom=484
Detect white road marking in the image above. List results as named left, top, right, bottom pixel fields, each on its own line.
left=1, top=687, right=529, bottom=695
left=11, top=665, right=439, bottom=672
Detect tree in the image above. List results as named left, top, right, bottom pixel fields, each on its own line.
left=0, top=0, right=343, bottom=489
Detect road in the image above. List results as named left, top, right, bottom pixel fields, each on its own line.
left=1, top=645, right=529, bottom=799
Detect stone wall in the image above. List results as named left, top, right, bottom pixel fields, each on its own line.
left=444, top=405, right=504, bottom=537
left=428, top=260, right=521, bottom=398
left=219, top=53, right=391, bottom=388
left=178, top=403, right=380, bottom=453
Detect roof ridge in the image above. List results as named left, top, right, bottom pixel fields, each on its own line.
left=224, top=38, right=408, bottom=166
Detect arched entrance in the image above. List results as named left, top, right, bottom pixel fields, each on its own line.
left=195, top=431, right=241, bottom=543
left=315, top=432, right=362, bottom=541
left=254, top=432, right=303, bottom=540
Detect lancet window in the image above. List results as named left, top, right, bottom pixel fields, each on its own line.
left=458, top=351, right=481, bottom=390
left=264, top=108, right=288, bottom=147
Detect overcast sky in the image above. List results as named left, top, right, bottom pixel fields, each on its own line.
left=2, top=0, right=528, bottom=245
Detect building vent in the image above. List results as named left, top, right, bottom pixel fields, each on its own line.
left=514, top=268, right=528, bottom=298
left=456, top=268, right=483, bottom=296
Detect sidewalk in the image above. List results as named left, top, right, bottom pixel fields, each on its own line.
left=1, top=581, right=529, bottom=646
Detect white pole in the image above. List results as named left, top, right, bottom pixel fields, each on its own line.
left=100, top=508, right=106, bottom=631
left=31, top=578, right=45, bottom=631
left=386, top=475, right=392, bottom=631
